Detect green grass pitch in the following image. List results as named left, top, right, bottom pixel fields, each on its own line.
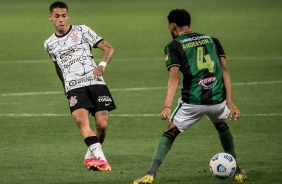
left=0, top=0, right=282, bottom=183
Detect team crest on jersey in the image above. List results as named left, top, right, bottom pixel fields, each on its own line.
left=70, top=32, right=79, bottom=43
left=69, top=96, right=78, bottom=107
left=198, top=76, right=217, bottom=89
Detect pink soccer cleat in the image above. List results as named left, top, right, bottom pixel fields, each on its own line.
left=96, top=158, right=112, bottom=171
left=84, top=158, right=98, bottom=171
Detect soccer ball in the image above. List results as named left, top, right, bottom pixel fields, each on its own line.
left=209, top=153, right=237, bottom=179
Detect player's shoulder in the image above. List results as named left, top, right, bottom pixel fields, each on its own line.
left=72, top=24, right=92, bottom=32
left=181, top=31, right=221, bottom=44
left=44, top=33, right=56, bottom=48
left=195, top=32, right=219, bottom=42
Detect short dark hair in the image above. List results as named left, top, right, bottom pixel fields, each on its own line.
left=167, top=9, right=191, bottom=27
left=49, top=1, right=68, bottom=13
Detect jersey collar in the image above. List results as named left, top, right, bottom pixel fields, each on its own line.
left=55, top=25, right=72, bottom=38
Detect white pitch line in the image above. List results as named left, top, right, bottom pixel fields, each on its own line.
left=0, top=91, right=62, bottom=96
left=0, top=113, right=281, bottom=117
left=0, top=113, right=69, bottom=117
left=0, top=80, right=281, bottom=97
left=111, top=86, right=166, bottom=92
left=232, top=80, right=282, bottom=86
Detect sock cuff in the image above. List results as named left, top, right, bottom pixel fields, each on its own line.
left=215, top=123, right=229, bottom=133
left=218, top=125, right=229, bottom=133
left=84, top=136, right=99, bottom=147
left=162, top=132, right=175, bottom=141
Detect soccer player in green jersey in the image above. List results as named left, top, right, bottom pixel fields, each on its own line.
left=132, top=9, right=247, bottom=183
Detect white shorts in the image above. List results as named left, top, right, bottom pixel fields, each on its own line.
left=171, top=98, right=230, bottom=132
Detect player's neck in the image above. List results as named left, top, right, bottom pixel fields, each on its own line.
left=56, top=25, right=71, bottom=37
left=176, top=26, right=190, bottom=36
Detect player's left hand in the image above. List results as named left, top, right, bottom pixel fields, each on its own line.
left=93, top=66, right=105, bottom=79
left=227, top=102, right=240, bottom=121
left=160, top=107, right=171, bottom=121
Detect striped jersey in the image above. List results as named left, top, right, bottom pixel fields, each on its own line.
left=164, top=32, right=226, bottom=105
left=44, top=25, right=106, bottom=93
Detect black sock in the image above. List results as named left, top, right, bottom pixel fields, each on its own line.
left=84, top=136, right=99, bottom=147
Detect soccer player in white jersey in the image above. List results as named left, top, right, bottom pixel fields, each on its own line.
left=44, top=1, right=116, bottom=171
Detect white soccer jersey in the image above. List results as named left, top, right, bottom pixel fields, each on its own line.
left=44, top=25, right=106, bottom=92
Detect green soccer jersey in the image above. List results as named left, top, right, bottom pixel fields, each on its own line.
left=164, top=32, right=226, bottom=105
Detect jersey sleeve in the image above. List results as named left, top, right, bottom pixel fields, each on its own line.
left=81, top=25, right=103, bottom=48
left=44, top=40, right=56, bottom=62
left=164, top=40, right=181, bottom=70
left=212, top=37, right=226, bottom=59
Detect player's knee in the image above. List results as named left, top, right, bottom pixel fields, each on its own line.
left=214, top=122, right=229, bottom=133
left=95, top=111, right=109, bottom=130
left=165, top=127, right=180, bottom=139
left=74, top=116, right=88, bottom=128
left=96, top=122, right=108, bottom=131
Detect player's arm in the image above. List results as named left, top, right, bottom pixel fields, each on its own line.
left=53, top=62, right=66, bottom=96
left=220, top=57, right=240, bottom=120
left=93, top=40, right=114, bottom=78
left=160, top=66, right=180, bottom=121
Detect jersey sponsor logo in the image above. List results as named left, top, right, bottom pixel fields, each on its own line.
left=198, top=76, right=217, bottom=89
left=69, top=76, right=94, bottom=87
left=60, top=49, right=76, bottom=59
left=69, top=80, right=77, bottom=86
left=62, top=56, right=88, bottom=70
left=98, top=96, right=112, bottom=103
left=69, top=96, right=78, bottom=107
left=179, top=35, right=211, bottom=43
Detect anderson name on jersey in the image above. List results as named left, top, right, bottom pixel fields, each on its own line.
left=44, top=25, right=106, bottom=92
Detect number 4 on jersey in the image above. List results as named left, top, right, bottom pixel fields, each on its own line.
left=197, top=47, right=214, bottom=73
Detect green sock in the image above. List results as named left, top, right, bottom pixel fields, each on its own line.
left=218, top=127, right=237, bottom=159
left=147, top=132, right=175, bottom=174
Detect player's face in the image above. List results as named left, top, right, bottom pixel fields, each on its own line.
left=49, top=8, right=70, bottom=35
